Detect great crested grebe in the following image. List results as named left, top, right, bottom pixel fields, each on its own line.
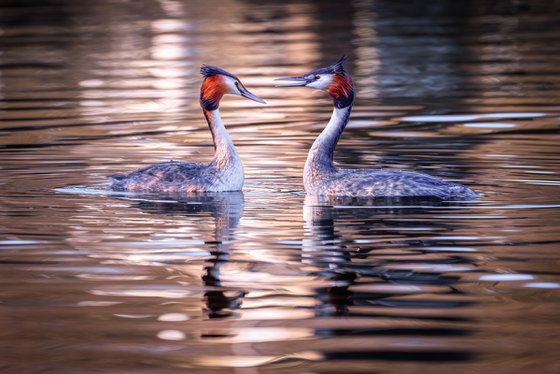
left=110, top=65, right=265, bottom=193
left=276, top=56, right=477, bottom=200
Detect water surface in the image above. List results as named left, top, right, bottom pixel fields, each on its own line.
left=1, top=0, right=559, bottom=372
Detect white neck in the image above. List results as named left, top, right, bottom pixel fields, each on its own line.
left=205, top=109, right=241, bottom=169
left=304, top=105, right=352, bottom=172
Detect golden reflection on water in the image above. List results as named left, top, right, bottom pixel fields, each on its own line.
left=1, top=0, right=560, bottom=372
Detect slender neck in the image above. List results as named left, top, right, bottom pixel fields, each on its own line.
left=305, top=104, right=352, bottom=170
left=202, top=108, right=240, bottom=168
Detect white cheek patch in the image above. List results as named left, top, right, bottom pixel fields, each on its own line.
left=223, top=76, right=240, bottom=95
left=307, top=75, right=333, bottom=90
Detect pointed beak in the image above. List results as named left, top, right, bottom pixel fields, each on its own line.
left=238, top=86, right=266, bottom=104
left=274, top=76, right=309, bottom=87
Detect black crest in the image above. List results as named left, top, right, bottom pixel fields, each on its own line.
left=200, top=65, right=239, bottom=80
left=330, top=55, right=347, bottom=74
left=307, top=55, right=348, bottom=76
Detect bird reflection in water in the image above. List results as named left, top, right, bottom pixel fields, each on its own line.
left=303, top=195, right=356, bottom=318
left=130, top=192, right=245, bottom=319
left=303, top=195, right=476, bottom=361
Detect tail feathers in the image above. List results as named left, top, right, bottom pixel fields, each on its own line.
left=108, top=174, right=128, bottom=192
left=108, top=173, right=127, bottom=181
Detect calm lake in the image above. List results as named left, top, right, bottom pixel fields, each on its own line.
left=1, top=0, right=559, bottom=372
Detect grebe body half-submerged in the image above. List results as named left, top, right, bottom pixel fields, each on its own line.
left=110, top=66, right=265, bottom=193
left=276, top=56, right=477, bottom=200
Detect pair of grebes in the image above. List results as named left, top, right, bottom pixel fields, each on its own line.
left=110, top=57, right=477, bottom=200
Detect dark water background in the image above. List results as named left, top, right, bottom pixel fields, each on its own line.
left=1, top=0, right=559, bottom=372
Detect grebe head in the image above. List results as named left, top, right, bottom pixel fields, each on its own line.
left=275, top=55, right=354, bottom=108
left=200, top=65, right=265, bottom=110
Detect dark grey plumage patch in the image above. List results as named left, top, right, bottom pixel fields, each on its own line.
left=200, top=65, right=239, bottom=80
left=200, top=96, right=219, bottom=111
left=108, top=173, right=126, bottom=181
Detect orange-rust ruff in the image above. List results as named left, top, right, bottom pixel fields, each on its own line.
left=200, top=75, right=228, bottom=111
left=109, top=65, right=265, bottom=194
left=327, top=73, right=353, bottom=103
